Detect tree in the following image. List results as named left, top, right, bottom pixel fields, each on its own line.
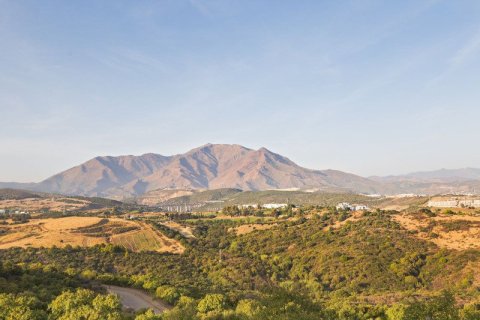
left=235, top=299, right=262, bottom=317
left=402, top=291, right=459, bottom=320
left=48, top=288, right=123, bottom=320
left=386, top=303, right=406, bottom=320
left=197, top=293, right=226, bottom=314
left=462, top=302, right=480, bottom=320
left=135, top=309, right=162, bottom=320
left=155, top=285, right=180, bottom=305
left=0, top=293, right=45, bottom=320
left=163, top=296, right=197, bottom=320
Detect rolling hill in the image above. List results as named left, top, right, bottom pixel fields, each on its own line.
left=370, top=168, right=480, bottom=195
left=372, top=167, right=480, bottom=183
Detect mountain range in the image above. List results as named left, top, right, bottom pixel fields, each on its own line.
left=1, top=144, right=479, bottom=199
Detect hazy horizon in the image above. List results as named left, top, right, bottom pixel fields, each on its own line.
left=2, top=142, right=479, bottom=184
left=1, top=1, right=480, bottom=181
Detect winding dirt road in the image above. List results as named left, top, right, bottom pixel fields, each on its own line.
left=104, top=285, right=171, bottom=314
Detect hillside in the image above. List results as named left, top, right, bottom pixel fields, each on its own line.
left=371, top=168, right=480, bottom=195
left=0, top=188, right=42, bottom=200
left=2, top=207, right=480, bottom=318
left=373, top=168, right=480, bottom=183
left=0, top=188, right=132, bottom=213
left=148, top=189, right=379, bottom=211
left=0, top=216, right=183, bottom=253
left=143, top=188, right=432, bottom=211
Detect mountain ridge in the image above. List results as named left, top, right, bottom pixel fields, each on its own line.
left=0, top=144, right=381, bottom=198
left=1, top=144, right=479, bottom=198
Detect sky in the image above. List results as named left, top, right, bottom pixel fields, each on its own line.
left=1, top=0, right=480, bottom=182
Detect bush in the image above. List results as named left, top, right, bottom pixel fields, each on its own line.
left=49, top=288, right=122, bottom=320
left=155, top=285, right=180, bottom=305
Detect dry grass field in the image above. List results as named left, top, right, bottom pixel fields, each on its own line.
left=0, top=197, right=91, bottom=212
left=323, top=211, right=365, bottom=231
left=111, top=222, right=184, bottom=254
left=376, top=196, right=429, bottom=211
left=0, top=217, right=184, bottom=253
left=394, top=213, right=480, bottom=250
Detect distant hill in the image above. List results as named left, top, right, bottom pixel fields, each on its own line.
left=142, top=188, right=384, bottom=211
left=138, top=188, right=431, bottom=212
left=370, top=168, right=480, bottom=194
left=0, top=182, right=38, bottom=191
left=138, top=188, right=243, bottom=206
left=372, top=168, right=480, bottom=183
left=0, top=188, right=133, bottom=212
left=0, top=188, right=42, bottom=200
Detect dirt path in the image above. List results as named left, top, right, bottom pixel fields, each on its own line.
left=104, top=285, right=171, bottom=314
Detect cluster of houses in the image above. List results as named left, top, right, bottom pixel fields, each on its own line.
left=335, top=203, right=369, bottom=211
left=0, top=209, right=29, bottom=215
left=427, top=199, right=480, bottom=208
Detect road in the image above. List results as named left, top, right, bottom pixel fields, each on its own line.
left=104, top=285, right=171, bottom=314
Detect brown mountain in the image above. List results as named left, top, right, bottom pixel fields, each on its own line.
left=32, top=144, right=382, bottom=198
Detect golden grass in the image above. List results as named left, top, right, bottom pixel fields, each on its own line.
left=0, top=217, right=183, bottom=253
left=111, top=222, right=184, bottom=254
left=394, top=213, right=480, bottom=251
left=323, top=211, right=364, bottom=231
left=0, top=197, right=90, bottom=212
left=232, top=223, right=277, bottom=235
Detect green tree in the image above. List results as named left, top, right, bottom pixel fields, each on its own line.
left=462, top=302, right=480, bottom=320
left=155, top=285, right=180, bottom=305
left=163, top=296, right=197, bottom=320
left=402, top=291, right=459, bottom=320
left=48, top=288, right=123, bottom=320
left=386, top=303, right=406, bottom=320
left=0, top=293, right=45, bottom=320
left=135, top=309, right=161, bottom=320
left=197, top=293, right=226, bottom=314
left=236, top=299, right=262, bottom=317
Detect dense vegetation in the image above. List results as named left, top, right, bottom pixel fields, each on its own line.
left=0, top=208, right=480, bottom=319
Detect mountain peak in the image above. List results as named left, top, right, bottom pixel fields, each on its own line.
left=32, top=144, right=378, bottom=198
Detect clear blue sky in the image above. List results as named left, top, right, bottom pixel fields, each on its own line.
left=1, top=0, right=480, bottom=182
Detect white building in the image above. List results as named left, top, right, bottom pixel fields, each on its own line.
left=427, top=200, right=459, bottom=208
left=0, top=209, right=5, bottom=214
left=336, top=203, right=353, bottom=210
left=353, top=204, right=369, bottom=211
left=262, top=203, right=288, bottom=209
left=428, top=199, right=480, bottom=208
left=240, top=204, right=258, bottom=209
left=460, top=200, right=480, bottom=208
left=336, top=203, right=369, bottom=211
